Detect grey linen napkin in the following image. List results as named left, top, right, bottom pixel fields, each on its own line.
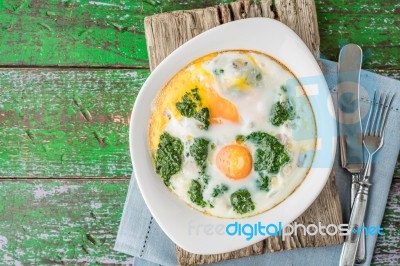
left=114, top=59, right=400, bottom=266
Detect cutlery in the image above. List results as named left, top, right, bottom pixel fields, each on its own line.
left=337, top=44, right=365, bottom=263
left=339, top=92, right=396, bottom=266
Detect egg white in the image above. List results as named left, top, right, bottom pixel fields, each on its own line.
left=154, top=51, right=316, bottom=218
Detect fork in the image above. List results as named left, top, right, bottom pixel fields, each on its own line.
left=339, top=92, right=396, bottom=266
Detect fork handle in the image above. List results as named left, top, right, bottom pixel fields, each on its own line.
left=340, top=180, right=370, bottom=266
left=351, top=174, right=366, bottom=264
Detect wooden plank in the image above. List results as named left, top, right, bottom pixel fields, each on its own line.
left=371, top=69, right=400, bottom=80
left=0, top=0, right=398, bottom=69
left=0, top=0, right=398, bottom=265
left=144, top=0, right=320, bottom=71
left=317, top=0, right=400, bottom=14
left=316, top=0, right=399, bottom=69
left=0, top=178, right=398, bottom=264
left=0, top=69, right=148, bottom=178
left=0, top=67, right=397, bottom=179
left=0, top=179, right=132, bottom=264
left=0, top=0, right=235, bottom=67
left=372, top=179, right=400, bottom=265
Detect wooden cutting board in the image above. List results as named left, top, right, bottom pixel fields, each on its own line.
left=144, top=1, right=343, bottom=265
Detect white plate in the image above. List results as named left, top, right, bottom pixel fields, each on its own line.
left=129, top=18, right=336, bottom=254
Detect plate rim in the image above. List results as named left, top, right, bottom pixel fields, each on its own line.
left=129, top=17, right=337, bottom=254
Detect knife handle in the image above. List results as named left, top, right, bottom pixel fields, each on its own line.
left=351, top=174, right=366, bottom=264
left=340, top=180, right=370, bottom=266
left=351, top=174, right=359, bottom=205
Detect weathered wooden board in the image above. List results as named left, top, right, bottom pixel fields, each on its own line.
left=144, top=0, right=320, bottom=71
left=0, top=179, right=133, bottom=264
left=0, top=0, right=398, bottom=265
left=0, top=67, right=398, bottom=179
left=0, top=0, right=230, bottom=67
left=0, top=69, right=147, bottom=178
left=143, top=1, right=345, bottom=264
left=372, top=179, right=400, bottom=265
left=0, top=0, right=398, bottom=69
left=0, top=179, right=398, bottom=265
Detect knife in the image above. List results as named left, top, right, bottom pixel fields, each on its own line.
left=337, top=44, right=365, bottom=264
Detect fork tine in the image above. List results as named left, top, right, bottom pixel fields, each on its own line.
left=369, top=93, right=382, bottom=136
left=379, top=93, right=396, bottom=136
left=365, top=91, right=377, bottom=135
left=374, top=93, right=389, bottom=136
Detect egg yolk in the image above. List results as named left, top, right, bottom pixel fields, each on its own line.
left=216, top=144, right=252, bottom=180
left=198, top=88, right=240, bottom=124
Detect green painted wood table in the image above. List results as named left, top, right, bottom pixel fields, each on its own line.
left=0, top=0, right=398, bottom=265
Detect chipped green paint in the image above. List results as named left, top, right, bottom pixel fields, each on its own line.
left=0, top=0, right=234, bottom=67
left=318, top=15, right=400, bottom=69
left=0, top=0, right=398, bottom=68
left=316, top=0, right=400, bottom=69
left=372, top=180, right=400, bottom=265
left=0, top=69, right=148, bottom=177
left=0, top=180, right=398, bottom=265
left=0, top=180, right=133, bottom=264
left=0, top=67, right=398, bottom=178
left=0, top=0, right=399, bottom=265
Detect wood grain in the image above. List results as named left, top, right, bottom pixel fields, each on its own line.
left=144, top=0, right=320, bottom=71
left=144, top=1, right=343, bottom=265
left=0, top=0, right=398, bottom=264
left=0, top=0, right=235, bottom=68
left=0, top=67, right=398, bottom=179
left=317, top=0, right=400, bottom=70
left=0, top=178, right=398, bottom=264
left=372, top=179, right=400, bottom=265
left=0, top=0, right=398, bottom=69
left=0, top=68, right=147, bottom=177
left=0, top=179, right=133, bottom=264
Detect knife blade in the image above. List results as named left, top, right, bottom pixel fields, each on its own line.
left=337, top=43, right=365, bottom=264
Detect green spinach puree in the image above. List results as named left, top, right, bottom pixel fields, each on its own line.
left=188, top=179, right=207, bottom=208
left=270, top=100, right=295, bottom=126
left=176, top=88, right=210, bottom=130
left=154, top=132, right=183, bottom=186
left=189, top=137, right=210, bottom=173
left=231, top=189, right=255, bottom=214
left=238, top=132, right=290, bottom=192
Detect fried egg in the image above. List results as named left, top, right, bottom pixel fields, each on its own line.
left=149, top=50, right=316, bottom=218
